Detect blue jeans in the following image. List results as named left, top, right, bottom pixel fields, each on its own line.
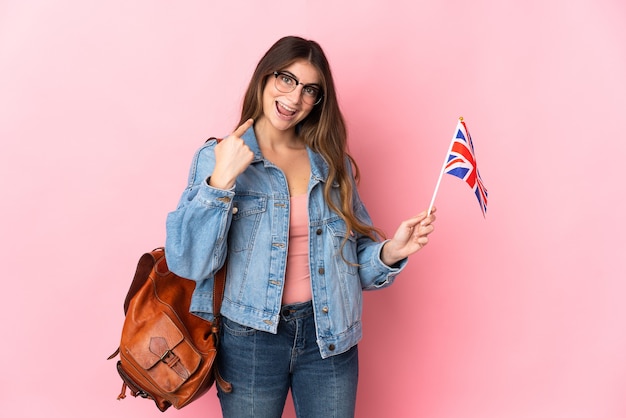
left=216, top=301, right=359, bottom=418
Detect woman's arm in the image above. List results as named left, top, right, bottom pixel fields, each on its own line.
left=164, top=143, right=235, bottom=281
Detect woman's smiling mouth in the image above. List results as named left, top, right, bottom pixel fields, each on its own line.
left=276, top=101, right=297, bottom=118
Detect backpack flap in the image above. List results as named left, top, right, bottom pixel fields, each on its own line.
left=124, top=312, right=201, bottom=393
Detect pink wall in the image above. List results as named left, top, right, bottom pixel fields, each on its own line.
left=1, top=1, right=625, bottom=417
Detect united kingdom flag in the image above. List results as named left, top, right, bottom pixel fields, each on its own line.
left=444, top=119, right=488, bottom=216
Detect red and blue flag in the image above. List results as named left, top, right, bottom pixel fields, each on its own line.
left=444, top=119, right=488, bottom=216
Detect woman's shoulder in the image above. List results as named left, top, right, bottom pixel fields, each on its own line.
left=185, top=139, right=219, bottom=186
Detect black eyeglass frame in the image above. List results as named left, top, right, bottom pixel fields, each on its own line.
left=272, top=71, right=324, bottom=106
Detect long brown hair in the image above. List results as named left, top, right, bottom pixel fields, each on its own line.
left=238, top=36, right=382, bottom=241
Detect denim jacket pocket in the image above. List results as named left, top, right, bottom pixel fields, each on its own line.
left=229, top=193, right=267, bottom=252
left=327, top=219, right=359, bottom=276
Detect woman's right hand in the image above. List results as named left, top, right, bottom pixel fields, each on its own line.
left=209, top=119, right=255, bottom=189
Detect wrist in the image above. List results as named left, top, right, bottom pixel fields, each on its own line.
left=207, top=176, right=235, bottom=190
left=381, top=241, right=403, bottom=267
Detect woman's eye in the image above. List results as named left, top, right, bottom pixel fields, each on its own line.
left=303, top=86, right=319, bottom=97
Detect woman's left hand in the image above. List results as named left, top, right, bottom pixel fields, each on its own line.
left=381, top=207, right=437, bottom=266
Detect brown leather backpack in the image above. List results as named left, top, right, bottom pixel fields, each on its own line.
left=108, top=247, right=231, bottom=411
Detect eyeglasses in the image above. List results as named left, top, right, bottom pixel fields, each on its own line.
left=272, top=71, right=323, bottom=106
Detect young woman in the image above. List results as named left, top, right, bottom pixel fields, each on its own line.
left=165, top=36, right=436, bottom=418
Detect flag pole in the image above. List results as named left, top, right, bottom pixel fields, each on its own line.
left=427, top=117, right=463, bottom=216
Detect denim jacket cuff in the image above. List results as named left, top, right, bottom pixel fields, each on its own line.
left=196, top=178, right=236, bottom=207
left=377, top=239, right=408, bottom=272
left=361, top=241, right=407, bottom=289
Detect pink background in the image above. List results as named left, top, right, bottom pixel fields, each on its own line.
left=1, top=1, right=625, bottom=417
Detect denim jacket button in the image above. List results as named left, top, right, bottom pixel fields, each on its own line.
left=232, top=206, right=239, bottom=214
left=328, top=344, right=335, bottom=351
left=316, top=228, right=322, bottom=235
left=322, top=306, right=329, bottom=313
left=318, top=267, right=325, bottom=275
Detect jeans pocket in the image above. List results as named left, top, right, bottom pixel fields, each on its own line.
left=222, top=316, right=258, bottom=337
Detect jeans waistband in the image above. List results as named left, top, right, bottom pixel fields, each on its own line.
left=280, top=300, right=313, bottom=321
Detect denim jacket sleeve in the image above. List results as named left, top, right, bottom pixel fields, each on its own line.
left=353, top=197, right=408, bottom=290
left=165, top=140, right=234, bottom=281
left=344, top=162, right=408, bottom=290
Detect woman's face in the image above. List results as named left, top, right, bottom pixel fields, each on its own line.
left=259, top=59, right=321, bottom=133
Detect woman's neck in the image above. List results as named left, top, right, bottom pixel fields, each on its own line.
left=254, top=118, right=302, bottom=151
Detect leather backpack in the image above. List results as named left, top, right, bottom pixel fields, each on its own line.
left=108, top=247, right=231, bottom=411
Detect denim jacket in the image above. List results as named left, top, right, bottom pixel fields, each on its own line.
left=165, top=127, right=407, bottom=358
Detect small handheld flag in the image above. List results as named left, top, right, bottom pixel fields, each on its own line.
left=428, top=117, right=488, bottom=217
